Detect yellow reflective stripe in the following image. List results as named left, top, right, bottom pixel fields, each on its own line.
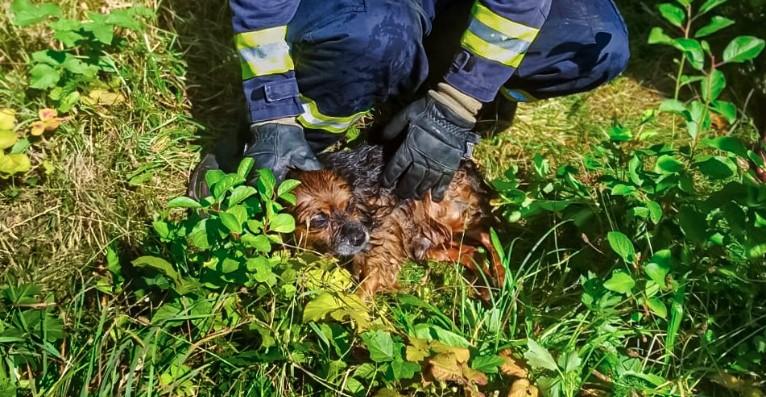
left=471, top=2, right=540, bottom=43
left=235, top=26, right=294, bottom=79
left=461, top=29, right=525, bottom=67
left=297, top=96, right=368, bottom=133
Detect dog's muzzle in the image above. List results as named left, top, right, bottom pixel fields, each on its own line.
left=334, top=222, right=370, bottom=256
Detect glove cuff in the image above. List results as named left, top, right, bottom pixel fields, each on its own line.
left=253, top=117, right=300, bottom=127
left=429, top=82, right=482, bottom=124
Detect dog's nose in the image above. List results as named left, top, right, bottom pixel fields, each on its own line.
left=342, top=223, right=368, bottom=247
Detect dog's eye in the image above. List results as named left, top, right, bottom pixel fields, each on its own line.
left=309, top=213, right=329, bottom=228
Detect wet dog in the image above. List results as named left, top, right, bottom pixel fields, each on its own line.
left=289, top=145, right=502, bottom=297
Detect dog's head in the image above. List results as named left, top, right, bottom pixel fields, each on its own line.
left=290, top=170, right=369, bottom=256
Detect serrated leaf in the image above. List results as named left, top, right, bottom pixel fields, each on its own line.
left=607, top=231, right=635, bottom=263
left=723, top=36, right=765, bottom=64
left=524, top=339, right=558, bottom=372
left=695, top=16, right=734, bottom=38
left=603, top=271, right=635, bottom=294
left=362, top=330, right=395, bottom=362
left=10, top=0, right=61, bottom=26
left=29, top=64, right=61, bottom=90
left=658, top=3, right=685, bottom=28
left=405, top=338, right=430, bottom=362
left=167, top=196, right=201, bottom=209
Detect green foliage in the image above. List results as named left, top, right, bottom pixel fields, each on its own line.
left=10, top=1, right=153, bottom=112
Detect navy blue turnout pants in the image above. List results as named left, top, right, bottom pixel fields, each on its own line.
left=286, top=0, right=629, bottom=141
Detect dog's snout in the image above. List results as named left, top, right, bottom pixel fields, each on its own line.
left=342, top=223, right=367, bottom=247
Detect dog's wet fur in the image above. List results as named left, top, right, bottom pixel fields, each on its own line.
left=289, top=145, right=503, bottom=297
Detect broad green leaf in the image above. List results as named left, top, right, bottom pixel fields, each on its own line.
left=701, top=69, right=725, bottom=102
left=659, top=99, right=690, bottom=119
left=10, top=0, right=61, bottom=26
left=212, top=174, right=245, bottom=200
left=655, top=155, right=684, bottom=174
left=0, top=130, right=17, bottom=150
left=83, top=13, right=114, bottom=44
left=204, top=169, right=226, bottom=190
left=674, top=38, right=705, bottom=70
left=687, top=100, right=711, bottom=138
left=710, top=100, right=737, bottom=124
left=10, top=138, right=31, bottom=154
left=611, top=184, right=637, bottom=196
left=646, top=250, right=672, bottom=288
left=694, top=156, right=736, bottom=180
left=277, top=179, right=301, bottom=197
left=29, top=64, right=61, bottom=90
left=658, top=3, right=685, bottom=28
left=219, top=212, right=243, bottom=234
left=679, top=206, right=708, bottom=244
left=695, top=16, right=734, bottom=38
left=167, top=196, right=201, bottom=209
left=608, top=124, right=632, bottom=142
left=648, top=27, right=673, bottom=45
left=241, top=233, right=271, bottom=253
left=647, top=200, right=663, bottom=224
left=471, top=355, right=504, bottom=374
left=647, top=297, right=668, bottom=319
left=604, top=271, right=636, bottom=294
left=723, top=36, right=765, bottom=64
left=607, top=231, right=636, bottom=263
left=524, top=339, right=558, bottom=372
left=699, top=0, right=727, bottom=15
left=705, top=137, right=747, bottom=158
left=188, top=219, right=211, bottom=250
left=131, top=256, right=181, bottom=284
left=237, top=157, right=254, bottom=179
left=362, top=330, right=395, bottom=363
left=227, top=185, right=257, bottom=207
left=432, top=326, right=471, bottom=348
left=390, top=359, right=420, bottom=380
left=269, top=213, right=295, bottom=233
left=256, top=168, right=277, bottom=197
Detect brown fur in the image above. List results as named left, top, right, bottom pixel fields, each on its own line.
left=290, top=145, right=502, bottom=297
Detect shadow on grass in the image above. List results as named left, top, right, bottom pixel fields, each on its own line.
left=158, top=0, right=248, bottom=174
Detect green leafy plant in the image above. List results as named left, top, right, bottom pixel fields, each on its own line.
left=10, top=0, right=152, bottom=112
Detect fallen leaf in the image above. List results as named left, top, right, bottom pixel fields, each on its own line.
left=38, top=108, right=57, bottom=121
left=507, top=379, right=539, bottom=397
left=431, top=341, right=470, bottom=363
left=30, top=121, right=46, bottom=136
left=499, top=349, right=528, bottom=378
left=0, top=130, right=17, bottom=150
left=83, top=89, right=125, bottom=106
left=405, top=337, right=430, bottom=362
left=0, top=109, right=16, bottom=131
left=428, top=352, right=464, bottom=384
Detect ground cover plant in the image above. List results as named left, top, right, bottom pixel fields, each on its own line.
left=0, top=0, right=764, bottom=396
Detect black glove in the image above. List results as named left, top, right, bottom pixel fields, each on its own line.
left=382, top=95, right=479, bottom=201
left=244, top=122, right=323, bottom=181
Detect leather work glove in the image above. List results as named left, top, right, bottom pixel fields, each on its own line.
left=188, top=119, right=321, bottom=199
left=382, top=83, right=481, bottom=201
left=243, top=119, right=323, bottom=182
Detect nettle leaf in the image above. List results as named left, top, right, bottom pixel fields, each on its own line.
left=648, top=27, right=674, bottom=45
left=603, top=271, right=636, bottom=294
left=646, top=250, right=672, bottom=288
left=362, top=330, right=396, bottom=363
left=607, top=232, right=636, bottom=263
left=699, top=0, right=727, bottom=15
left=167, top=196, right=201, bottom=209
left=10, top=0, right=61, bottom=27
left=655, top=155, right=684, bottom=174
left=694, top=156, right=736, bottom=180
left=695, top=16, right=734, bottom=38
left=723, top=36, right=766, bottom=64
left=701, top=69, right=726, bottom=103
left=29, top=64, right=61, bottom=90
left=706, top=136, right=747, bottom=158
left=524, top=339, right=558, bottom=372
left=658, top=3, right=686, bottom=29
left=674, top=38, right=705, bottom=70
left=471, top=355, right=504, bottom=374
left=709, top=100, right=736, bottom=124
left=84, top=12, right=114, bottom=45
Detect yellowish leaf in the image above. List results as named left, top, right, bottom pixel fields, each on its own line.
left=405, top=337, right=430, bottom=362
left=507, top=379, right=539, bottom=397
left=0, top=152, right=31, bottom=176
left=84, top=89, right=126, bottom=106
left=0, top=130, right=17, bottom=150
left=41, top=117, right=61, bottom=132
left=38, top=108, right=57, bottom=121
left=428, top=352, right=464, bottom=384
left=499, top=349, right=528, bottom=378
left=431, top=341, right=470, bottom=364
left=30, top=121, right=46, bottom=136
left=0, top=109, right=15, bottom=131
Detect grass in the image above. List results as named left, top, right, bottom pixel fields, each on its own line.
left=1, top=0, right=765, bottom=396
